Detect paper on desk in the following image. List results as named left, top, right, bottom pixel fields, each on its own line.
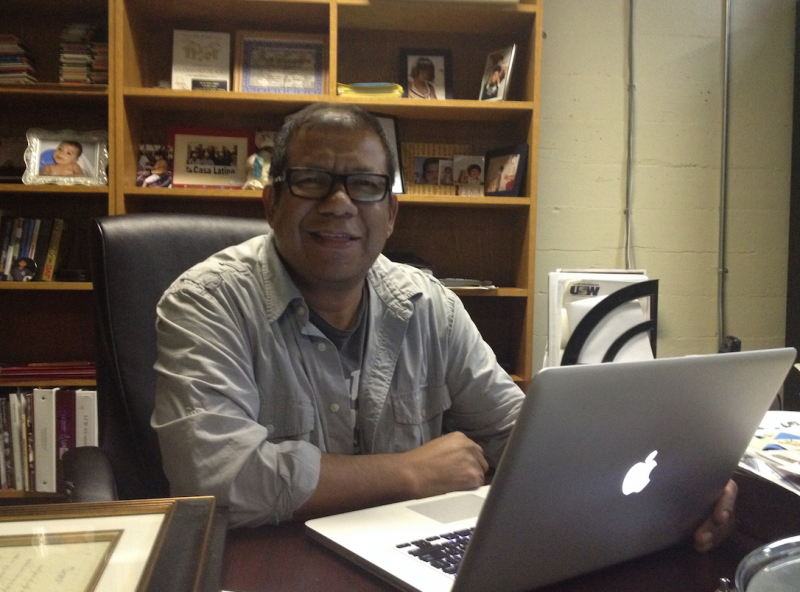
left=738, top=410, right=800, bottom=495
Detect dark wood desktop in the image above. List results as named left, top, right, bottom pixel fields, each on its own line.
left=221, top=470, right=800, bottom=592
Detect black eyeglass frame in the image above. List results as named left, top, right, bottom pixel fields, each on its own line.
left=273, top=167, right=392, bottom=203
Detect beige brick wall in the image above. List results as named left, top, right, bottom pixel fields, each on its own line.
left=534, top=0, right=795, bottom=370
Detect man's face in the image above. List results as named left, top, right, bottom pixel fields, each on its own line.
left=263, top=126, right=398, bottom=294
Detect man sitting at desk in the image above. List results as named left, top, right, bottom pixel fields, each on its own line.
left=151, top=103, right=735, bottom=552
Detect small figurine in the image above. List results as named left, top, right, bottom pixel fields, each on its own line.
left=243, top=130, right=275, bottom=190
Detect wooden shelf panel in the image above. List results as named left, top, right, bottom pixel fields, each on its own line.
left=0, top=379, right=96, bottom=388
left=338, top=0, right=538, bottom=34
left=399, top=194, right=530, bottom=207
left=0, top=184, right=108, bottom=195
left=121, top=186, right=530, bottom=208
left=122, top=187, right=263, bottom=200
left=0, top=84, right=109, bottom=107
left=0, top=282, right=92, bottom=291
left=122, top=88, right=535, bottom=122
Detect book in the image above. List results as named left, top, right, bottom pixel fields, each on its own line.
left=4, top=217, right=23, bottom=278
left=33, top=387, right=58, bottom=493
left=172, top=30, right=230, bottom=91
left=27, top=218, right=41, bottom=260
left=0, top=397, right=13, bottom=488
left=0, top=213, right=13, bottom=279
left=0, top=400, right=5, bottom=489
left=75, top=389, right=98, bottom=447
left=31, top=217, right=53, bottom=280
left=23, top=391, right=34, bottom=491
left=55, top=388, right=76, bottom=492
left=41, top=218, right=65, bottom=282
left=9, top=391, right=25, bottom=490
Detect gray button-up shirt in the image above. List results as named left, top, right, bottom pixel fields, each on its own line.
left=152, top=232, right=523, bottom=527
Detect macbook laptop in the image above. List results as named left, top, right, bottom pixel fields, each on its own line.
left=305, top=348, right=796, bottom=592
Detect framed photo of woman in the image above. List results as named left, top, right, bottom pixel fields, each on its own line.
left=399, top=49, right=452, bottom=100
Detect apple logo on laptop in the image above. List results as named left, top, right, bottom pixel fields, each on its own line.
left=622, top=450, right=658, bottom=495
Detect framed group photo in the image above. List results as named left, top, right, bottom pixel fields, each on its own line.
left=479, top=44, right=516, bottom=101
left=22, top=128, right=108, bottom=186
left=234, top=31, right=328, bottom=95
left=168, top=126, right=255, bottom=188
left=400, top=48, right=452, bottom=100
left=484, top=143, right=528, bottom=197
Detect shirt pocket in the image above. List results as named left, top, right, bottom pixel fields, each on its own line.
left=389, top=384, right=451, bottom=451
left=260, top=399, right=315, bottom=443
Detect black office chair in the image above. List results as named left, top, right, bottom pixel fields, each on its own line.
left=63, top=214, right=271, bottom=501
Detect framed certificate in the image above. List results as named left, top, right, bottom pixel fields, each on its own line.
left=0, top=497, right=219, bottom=592
left=234, top=31, right=328, bottom=95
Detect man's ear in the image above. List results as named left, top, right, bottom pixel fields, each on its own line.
left=262, top=184, right=277, bottom=225
left=386, top=192, right=399, bottom=237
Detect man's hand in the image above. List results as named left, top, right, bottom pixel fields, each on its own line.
left=295, top=432, right=488, bottom=519
left=694, top=479, right=738, bottom=552
left=401, top=432, right=489, bottom=498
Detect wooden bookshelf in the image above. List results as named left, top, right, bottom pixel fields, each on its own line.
left=114, top=0, right=542, bottom=382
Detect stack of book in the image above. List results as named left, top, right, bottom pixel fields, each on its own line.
left=0, top=362, right=96, bottom=382
left=0, top=386, right=98, bottom=493
left=0, top=214, right=72, bottom=282
left=0, top=34, right=37, bottom=84
left=90, top=41, right=109, bottom=84
left=337, top=82, right=404, bottom=97
left=59, top=23, right=96, bottom=84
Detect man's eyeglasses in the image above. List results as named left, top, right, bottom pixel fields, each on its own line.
left=274, top=168, right=390, bottom=203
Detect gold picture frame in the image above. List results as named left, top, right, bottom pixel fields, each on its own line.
left=0, top=496, right=219, bottom=592
left=234, top=31, right=328, bottom=95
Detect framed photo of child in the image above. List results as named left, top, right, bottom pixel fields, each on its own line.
left=399, top=48, right=452, bottom=100
left=22, top=129, right=109, bottom=186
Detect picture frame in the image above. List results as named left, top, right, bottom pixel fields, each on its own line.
left=453, top=154, right=485, bottom=197
left=136, top=143, right=173, bottom=188
left=0, top=496, right=219, bottom=592
left=22, top=129, right=108, bottom=186
left=234, top=31, right=328, bottom=95
left=168, top=126, right=255, bottom=188
left=372, top=114, right=405, bottom=194
left=400, top=48, right=452, bottom=100
left=479, top=44, right=516, bottom=101
left=484, top=143, right=528, bottom=197
left=414, top=157, right=455, bottom=186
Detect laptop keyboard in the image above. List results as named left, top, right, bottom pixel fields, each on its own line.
left=396, top=528, right=473, bottom=577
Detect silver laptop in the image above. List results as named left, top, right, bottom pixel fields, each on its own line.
left=306, top=348, right=796, bottom=592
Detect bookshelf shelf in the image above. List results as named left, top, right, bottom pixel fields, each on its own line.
left=0, top=282, right=93, bottom=291
left=0, top=185, right=109, bottom=195
left=0, top=379, right=97, bottom=388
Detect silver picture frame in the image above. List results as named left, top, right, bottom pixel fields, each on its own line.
left=22, top=128, right=109, bottom=186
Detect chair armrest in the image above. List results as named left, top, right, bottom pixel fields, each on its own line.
left=62, top=446, right=119, bottom=502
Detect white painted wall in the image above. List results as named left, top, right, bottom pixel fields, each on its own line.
left=534, top=0, right=795, bottom=370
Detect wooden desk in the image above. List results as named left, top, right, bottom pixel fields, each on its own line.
left=221, top=471, right=800, bottom=592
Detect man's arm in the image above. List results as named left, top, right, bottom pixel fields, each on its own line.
left=295, top=431, right=488, bottom=519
